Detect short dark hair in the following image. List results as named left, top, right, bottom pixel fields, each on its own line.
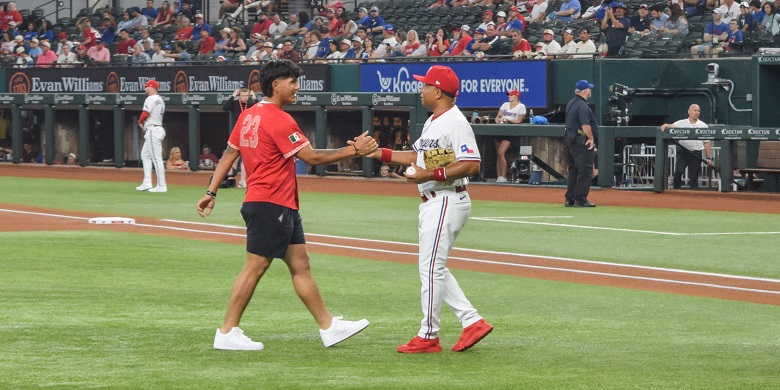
left=260, top=60, right=301, bottom=97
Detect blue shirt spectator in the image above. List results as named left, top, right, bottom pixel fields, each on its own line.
left=362, top=7, right=387, bottom=37
left=141, top=0, right=159, bottom=22
left=504, top=18, right=524, bottom=31
left=23, top=29, right=37, bottom=42
left=38, top=29, right=54, bottom=42
left=557, top=0, right=582, bottom=21
left=316, top=37, right=332, bottom=58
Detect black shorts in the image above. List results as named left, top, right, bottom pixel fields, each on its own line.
left=240, top=202, right=305, bottom=259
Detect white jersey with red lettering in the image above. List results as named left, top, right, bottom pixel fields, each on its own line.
left=411, top=105, right=483, bottom=340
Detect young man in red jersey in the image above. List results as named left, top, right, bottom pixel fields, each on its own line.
left=197, top=60, right=377, bottom=351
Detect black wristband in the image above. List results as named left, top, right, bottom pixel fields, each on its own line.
left=206, top=190, right=217, bottom=198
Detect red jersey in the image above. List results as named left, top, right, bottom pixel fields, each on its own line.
left=251, top=19, right=273, bottom=36
left=227, top=101, right=309, bottom=210
left=116, top=38, right=136, bottom=54
left=175, top=26, right=194, bottom=40
left=199, top=36, right=216, bottom=54
left=83, top=27, right=98, bottom=48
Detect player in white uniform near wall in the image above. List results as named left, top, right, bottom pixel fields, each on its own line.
left=369, top=65, right=493, bottom=353
left=136, top=80, right=168, bottom=193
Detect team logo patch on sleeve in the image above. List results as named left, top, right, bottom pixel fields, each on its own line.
left=460, top=144, right=475, bottom=154
left=288, top=131, right=303, bottom=143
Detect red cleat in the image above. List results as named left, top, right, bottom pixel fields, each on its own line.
left=452, top=319, right=493, bottom=352
left=397, top=336, right=443, bottom=354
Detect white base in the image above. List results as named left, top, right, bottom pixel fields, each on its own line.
left=88, top=217, right=136, bottom=225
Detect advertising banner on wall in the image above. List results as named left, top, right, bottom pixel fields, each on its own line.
left=359, top=61, right=550, bottom=109
left=6, top=64, right=329, bottom=94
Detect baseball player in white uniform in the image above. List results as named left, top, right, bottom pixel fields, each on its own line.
left=136, top=80, right=168, bottom=193
left=369, top=65, right=493, bottom=353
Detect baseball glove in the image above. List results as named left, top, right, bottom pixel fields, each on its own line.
left=423, top=148, right=456, bottom=170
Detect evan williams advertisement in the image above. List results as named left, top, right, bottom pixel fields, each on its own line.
left=7, top=65, right=329, bottom=94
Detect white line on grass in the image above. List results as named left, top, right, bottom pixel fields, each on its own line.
left=475, top=216, right=575, bottom=219
left=470, top=217, right=780, bottom=236
left=4, top=209, right=780, bottom=287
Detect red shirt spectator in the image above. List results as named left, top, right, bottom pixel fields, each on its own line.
left=251, top=13, right=273, bottom=37
left=0, top=2, right=23, bottom=30
left=450, top=27, right=473, bottom=56
left=175, top=19, right=194, bottom=41
left=35, top=42, right=58, bottom=67
left=199, top=34, right=216, bottom=54
left=116, top=29, right=137, bottom=54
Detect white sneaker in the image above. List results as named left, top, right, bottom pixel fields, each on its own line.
left=148, top=186, right=167, bottom=193
left=213, top=327, right=265, bottom=351
left=136, top=183, right=152, bottom=191
left=237, top=180, right=246, bottom=189
left=319, top=316, right=370, bottom=347
left=496, top=177, right=508, bottom=183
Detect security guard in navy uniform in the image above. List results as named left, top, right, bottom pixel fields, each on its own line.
left=563, top=80, right=598, bottom=207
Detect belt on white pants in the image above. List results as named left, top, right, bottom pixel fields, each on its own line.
left=420, top=186, right=467, bottom=203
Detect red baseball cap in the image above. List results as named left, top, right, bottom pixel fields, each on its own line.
left=413, top=65, right=459, bottom=96
left=507, top=90, right=521, bottom=97
left=144, top=80, right=160, bottom=89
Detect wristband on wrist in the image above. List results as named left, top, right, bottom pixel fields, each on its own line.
left=434, top=167, right=446, bottom=182
left=206, top=190, right=217, bottom=198
left=380, top=148, right=392, bottom=163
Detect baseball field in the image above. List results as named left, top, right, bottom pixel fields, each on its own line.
left=1, top=164, right=779, bottom=389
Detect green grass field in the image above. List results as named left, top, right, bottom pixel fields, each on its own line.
left=1, top=176, right=779, bottom=388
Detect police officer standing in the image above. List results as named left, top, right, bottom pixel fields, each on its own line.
left=563, top=80, right=598, bottom=207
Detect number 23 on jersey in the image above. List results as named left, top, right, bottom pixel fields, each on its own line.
left=240, top=114, right=260, bottom=148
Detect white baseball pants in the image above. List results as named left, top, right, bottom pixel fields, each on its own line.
left=141, top=126, right=166, bottom=187
left=416, top=191, right=482, bottom=339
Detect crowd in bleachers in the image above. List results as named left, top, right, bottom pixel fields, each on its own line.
left=2, top=0, right=778, bottom=68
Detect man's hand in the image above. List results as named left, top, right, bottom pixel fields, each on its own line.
left=585, top=138, right=595, bottom=150
left=347, top=130, right=378, bottom=156
left=196, top=195, right=215, bottom=218
left=403, top=162, right=428, bottom=183
left=660, top=124, right=668, bottom=132
left=232, top=89, right=239, bottom=97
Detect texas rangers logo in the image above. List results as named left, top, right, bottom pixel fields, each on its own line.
left=9, top=72, right=30, bottom=93
left=460, top=144, right=475, bottom=154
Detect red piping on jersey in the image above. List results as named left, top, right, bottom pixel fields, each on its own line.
left=424, top=196, right=448, bottom=339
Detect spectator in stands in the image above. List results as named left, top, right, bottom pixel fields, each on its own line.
left=87, top=39, right=110, bottom=64
left=356, top=7, right=369, bottom=25
left=712, top=19, right=744, bottom=54
left=76, top=17, right=99, bottom=49
left=719, top=0, right=741, bottom=24
left=11, top=35, right=26, bottom=54
left=602, top=3, right=630, bottom=56
left=333, top=11, right=358, bottom=41
left=343, top=36, right=363, bottom=59
left=649, top=5, right=669, bottom=33
left=137, top=27, right=153, bottom=47
left=38, top=19, right=54, bottom=42
left=66, top=153, right=77, bottom=165
left=323, top=39, right=343, bottom=61
left=98, top=17, right=116, bottom=44
left=761, top=2, right=780, bottom=38
left=360, top=36, right=375, bottom=60
left=422, top=28, right=444, bottom=57
left=225, top=27, right=247, bottom=54
left=316, top=35, right=332, bottom=58
left=312, top=15, right=330, bottom=36
left=129, top=7, right=149, bottom=32
left=214, top=27, right=232, bottom=54
left=151, top=1, right=174, bottom=27
left=166, top=147, right=189, bottom=170
left=539, top=28, right=562, bottom=57
left=495, top=11, right=508, bottom=32
left=531, top=0, right=550, bottom=23
left=14, top=47, right=32, bottom=68
left=629, top=4, right=652, bottom=34
left=282, top=12, right=302, bottom=37
left=28, top=38, right=42, bottom=58
left=355, top=26, right=368, bottom=42
left=662, top=4, right=689, bottom=35
left=373, top=25, right=398, bottom=59
left=558, top=28, right=578, bottom=57
left=582, top=0, right=610, bottom=22
left=325, top=8, right=339, bottom=33
left=131, top=43, right=151, bottom=63
left=749, top=0, right=764, bottom=25
left=448, top=25, right=474, bottom=56
left=398, top=29, right=425, bottom=57
left=74, top=45, right=95, bottom=66
left=503, top=6, right=526, bottom=34
left=691, top=8, right=728, bottom=57
left=302, top=30, right=321, bottom=59
left=142, top=0, right=159, bottom=22
left=198, top=29, right=216, bottom=55
left=35, top=41, right=56, bottom=67
left=142, top=40, right=155, bottom=57
left=738, top=2, right=754, bottom=32
left=219, top=0, right=241, bottom=22
left=5, top=21, right=19, bottom=38
left=228, top=0, right=273, bottom=23
left=473, top=23, right=502, bottom=56
left=116, top=11, right=133, bottom=32
left=116, top=29, right=137, bottom=54
left=175, top=17, right=194, bottom=40
left=478, top=10, right=494, bottom=31
left=573, top=28, right=597, bottom=57
left=552, top=0, right=582, bottom=21
left=252, top=41, right=274, bottom=61
left=509, top=28, right=532, bottom=58
left=176, top=1, right=196, bottom=24
left=166, top=40, right=191, bottom=62
left=0, top=2, right=23, bottom=31
left=683, top=0, right=705, bottom=17
left=245, top=33, right=264, bottom=58
left=278, top=39, right=300, bottom=60
left=23, top=22, right=37, bottom=42
left=192, top=13, right=210, bottom=43
left=362, top=6, right=386, bottom=38
left=269, top=13, right=288, bottom=40
left=55, top=32, right=73, bottom=55
left=251, top=11, right=272, bottom=38
left=199, top=145, right=219, bottom=168
left=1, top=32, right=15, bottom=54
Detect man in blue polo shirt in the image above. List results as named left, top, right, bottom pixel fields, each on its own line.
left=362, top=6, right=386, bottom=38
left=690, top=8, right=728, bottom=58
left=553, top=0, right=582, bottom=21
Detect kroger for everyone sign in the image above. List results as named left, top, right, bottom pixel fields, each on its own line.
left=359, top=61, right=549, bottom=109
